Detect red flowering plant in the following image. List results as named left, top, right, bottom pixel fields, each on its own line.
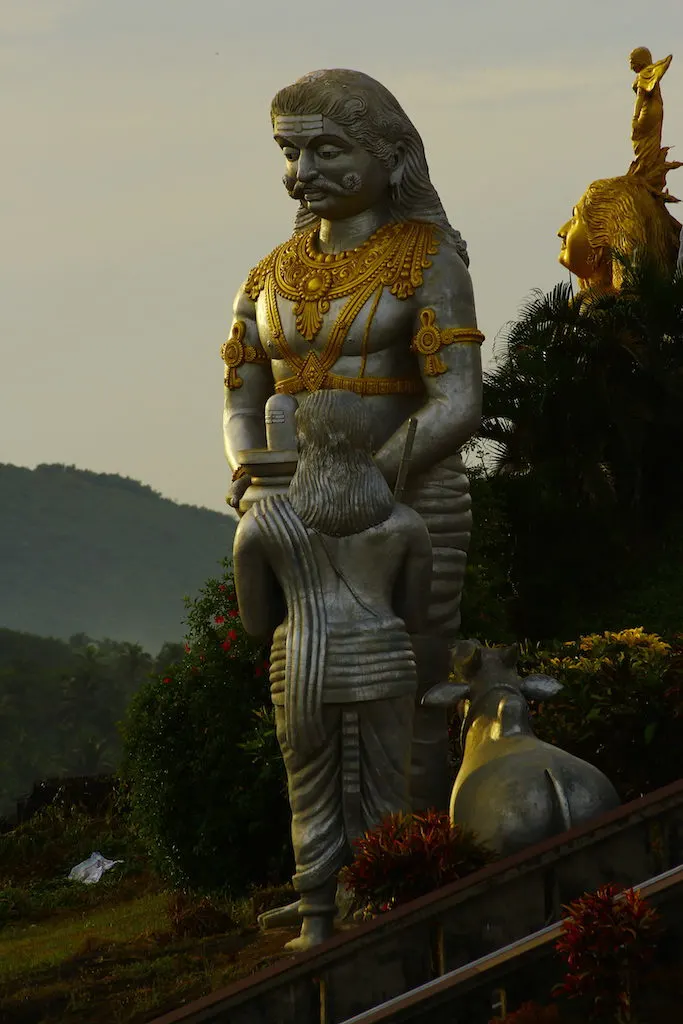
left=339, top=809, right=494, bottom=918
left=553, top=884, right=661, bottom=1022
left=119, top=557, right=291, bottom=894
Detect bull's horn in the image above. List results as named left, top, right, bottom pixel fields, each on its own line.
left=453, top=639, right=482, bottom=677
left=421, top=682, right=471, bottom=707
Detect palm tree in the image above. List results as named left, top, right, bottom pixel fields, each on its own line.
left=478, top=255, right=683, bottom=638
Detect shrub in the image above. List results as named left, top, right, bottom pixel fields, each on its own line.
left=554, top=884, right=661, bottom=1022
left=339, top=809, right=494, bottom=917
left=520, top=628, right=683, bottom=801
left=167, top=891, right=237, bottom=939
left=119, top=560, right=292, bottom=894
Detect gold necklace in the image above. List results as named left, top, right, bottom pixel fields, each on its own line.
left=246, top=220, right=439, bottom=343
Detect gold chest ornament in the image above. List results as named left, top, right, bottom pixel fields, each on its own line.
left=244, top=220, right=438, bottom=395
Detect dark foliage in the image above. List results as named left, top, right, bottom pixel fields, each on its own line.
left=554, top=885, right=661, bottom=1021
left=0, top=463, right=235, bottom=653
left=119, top=560, right=292, bottom=894
left=0, top=632, right=159, bottom=818
left=475, top=258, right=683, bottom=640
left=340, top=809, right=494, bottom=916
left=522, top=628, right=683, bottom=802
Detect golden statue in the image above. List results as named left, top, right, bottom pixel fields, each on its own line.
left=558, top=47, right=682, bottom=293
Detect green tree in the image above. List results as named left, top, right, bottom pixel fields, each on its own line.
left=119, top=559, right=291, bottom=894
left=478, top=256, right=683, bottom=639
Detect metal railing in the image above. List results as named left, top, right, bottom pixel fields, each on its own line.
left=340, top=863, right=683, bottom=1023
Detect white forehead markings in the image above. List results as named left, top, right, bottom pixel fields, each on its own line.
left=275, top=115, right=324, bottom=135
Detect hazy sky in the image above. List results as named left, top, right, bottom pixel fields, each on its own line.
left=3, top=1, right=683, bottom=513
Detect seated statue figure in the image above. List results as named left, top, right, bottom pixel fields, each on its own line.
left=233, top=390, right=433, bottom=950
left=222, top=68, right=484, bottom=813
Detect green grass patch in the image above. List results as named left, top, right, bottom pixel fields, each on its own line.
left=0, top=802, right=298, bottom=1022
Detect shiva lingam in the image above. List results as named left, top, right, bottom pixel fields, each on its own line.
left=237, top=394, right=299, bottom=515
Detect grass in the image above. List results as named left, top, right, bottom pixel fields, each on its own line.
left=0, top=803, right=298, bottom=1023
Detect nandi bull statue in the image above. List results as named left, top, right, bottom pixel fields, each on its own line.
left=423, top=640, right=620, bottom=857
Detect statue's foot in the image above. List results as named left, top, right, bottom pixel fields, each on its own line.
left=284, top=914, right=335, bottom=951
left=257, top=899, right=301, bottom=930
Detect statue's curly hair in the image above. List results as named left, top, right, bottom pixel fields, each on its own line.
left=271, top=68, right=470, bottom=267
left=288, top=391, right=395, bottom=537
left=579, top=175, right=681, bottom=287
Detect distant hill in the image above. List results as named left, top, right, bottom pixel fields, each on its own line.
left=0, top=464, right=235, bottom=654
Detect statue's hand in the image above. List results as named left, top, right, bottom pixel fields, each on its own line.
left=227, top=472, right=251, bottom=512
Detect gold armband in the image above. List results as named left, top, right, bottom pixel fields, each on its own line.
left=410, top=308, right=485, bottom=376
left=220, top=321, right=270, bottom=389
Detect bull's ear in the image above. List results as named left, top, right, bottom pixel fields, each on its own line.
left=453, top=639, right=482, bottom=678
left=519, top=674, right=563, bottom=700
left=501, top=643, right=519, bottom=668
left=421, top=682, right=471, bottom=707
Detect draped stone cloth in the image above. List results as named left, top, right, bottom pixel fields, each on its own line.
left=274, top=697, right=414, bottom=892
left=252, top=495, right=418, bottom=893
left=252, top=494, right=328, bottom=757
left=402, top=454, right=471, bottom=643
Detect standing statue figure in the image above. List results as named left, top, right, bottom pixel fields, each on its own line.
left=629, top=47, right=682, bottom=194
left=558, top=48, right=681, bottom=294
left=222, top=69, right=484, bottom=811
left=233, top=390, right=433, bottom=950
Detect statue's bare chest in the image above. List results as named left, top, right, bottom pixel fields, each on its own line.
left=255, top=288, right=414, bottom=360
left=245, top=221, right=440, bottom=368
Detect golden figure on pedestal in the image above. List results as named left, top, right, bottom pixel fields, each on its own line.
left=558, top=48, right=682, bottom=294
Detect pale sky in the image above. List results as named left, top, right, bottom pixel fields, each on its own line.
left=3, top=0, right=683, bottom=514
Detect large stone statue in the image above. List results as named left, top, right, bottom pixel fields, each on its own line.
left=558, top=48, right=681, bottom=293
left=423, top=641, right=620, bottom=857
left=233, top=390, right=433, bottom=949
left=222, top=69, right=484, bottom=811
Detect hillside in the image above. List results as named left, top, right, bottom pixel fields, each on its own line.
left=0, top=464, right=236, bottom=654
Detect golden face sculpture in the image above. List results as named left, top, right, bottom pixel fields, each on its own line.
left=557, top=205, right=598, bottom=282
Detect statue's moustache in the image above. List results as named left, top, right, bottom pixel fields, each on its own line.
left=287, top=173, right=363, bottom=201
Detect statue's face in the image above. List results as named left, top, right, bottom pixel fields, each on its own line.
left=558, top=205, right=596, bottom=278
left=273, top=114, right=393, bottom=220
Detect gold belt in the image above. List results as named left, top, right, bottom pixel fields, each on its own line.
left=275, top=367, right=423, bottom=397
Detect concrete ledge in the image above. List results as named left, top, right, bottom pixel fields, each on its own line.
left=149, top=778, right=683, bottom=1024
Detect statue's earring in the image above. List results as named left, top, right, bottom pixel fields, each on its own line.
left=389, top=180, right=401, bottom=203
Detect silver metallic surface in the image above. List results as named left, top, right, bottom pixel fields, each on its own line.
left=422, top=641, right=620, bottom=857
left=223, top=70, right=483, bottom=812
left=233, top=391, right=433, bottom=949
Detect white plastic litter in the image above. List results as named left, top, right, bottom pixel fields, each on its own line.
left=68, top=852, right=123, bottom=885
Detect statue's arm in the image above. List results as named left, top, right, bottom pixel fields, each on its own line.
left=233, top=510, right=282, bottom=640
left=222, top=284, right=275, bottom=474
left=392, top=508, right=433, bottom=633
left=374, top=238, right=483, bottom=483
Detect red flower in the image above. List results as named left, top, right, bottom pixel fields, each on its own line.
left=184, top=643, right=191, bottom=653
left=228, top=592, right=236, bottom=601
left=218, top=585, right=226, bottom=592
left=221, top=639, right=232, bottom=651
left=214, top=615, right=225, bottom=625
left=228, top=609, right=239, bottom=619
left=254, top=665, right=263, bottom=677
left=162, top=676, right=172, bottom=684
left=228, top=629, right=238, bottom=641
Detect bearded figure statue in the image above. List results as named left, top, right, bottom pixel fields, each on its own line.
left=233, top=390, right=432, bottom=949
left=222, top=69, right=484, bottom=814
